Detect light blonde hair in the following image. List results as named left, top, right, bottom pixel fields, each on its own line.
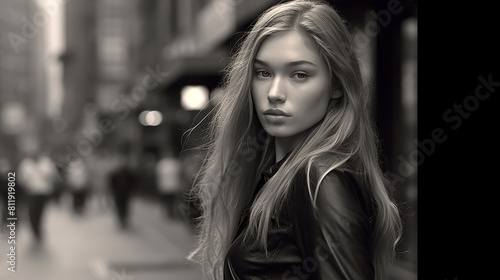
left=187, top=1, right=402, bottom=279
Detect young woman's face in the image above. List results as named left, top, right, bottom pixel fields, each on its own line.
left=252, top=29, right=332, bottom=143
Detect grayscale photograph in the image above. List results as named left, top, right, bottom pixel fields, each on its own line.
left=1, top=0, right=422, bottom=279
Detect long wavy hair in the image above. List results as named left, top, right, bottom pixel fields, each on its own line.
left=186, top=1, right=402, bottom=279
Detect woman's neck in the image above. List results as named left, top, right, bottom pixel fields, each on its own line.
left=274, top=131, right=307, bottom=162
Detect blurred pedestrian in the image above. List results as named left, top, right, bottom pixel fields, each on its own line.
left=51, top=149, right=67, bottom=205
left=109, top=149, right=136, bottom=229
left=187, top=1, right=402, bottom=279
left=155, top=149, right=182, bottom=220
left=65, top=157, right=90, bottom=215
left=87, top=149, right=118, bottom=212
left=17, top=147, right=58, bottom=243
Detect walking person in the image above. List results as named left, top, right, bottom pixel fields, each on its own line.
left=109, top=149, right=137, bottom=229
left=186, top=1, right=403, bottom=279
left=155, top=149, right=183, bottom=220
left=65, top=157, right=90, bottom=215
left=17, top=148, right=58, bottom=244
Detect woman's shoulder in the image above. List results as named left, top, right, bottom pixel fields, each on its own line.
left=290, top=162, right=372, bottom=218
left=293, top=160, right=361, bottom=192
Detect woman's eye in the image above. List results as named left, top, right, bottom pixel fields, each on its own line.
left=256, top=70, right=271, bottom=78
left=292, top=72, right=309, bottom=80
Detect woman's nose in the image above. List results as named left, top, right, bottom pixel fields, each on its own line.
left=267, top=76, right=286, bottom=103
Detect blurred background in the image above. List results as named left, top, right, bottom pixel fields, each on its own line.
left=0, top=0, right=417, bottom=279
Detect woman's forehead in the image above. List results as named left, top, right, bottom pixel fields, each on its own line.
left=255, top=29, right=324, bottom=67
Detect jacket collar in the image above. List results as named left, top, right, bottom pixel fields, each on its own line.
left=261, top=151, right=292, bottom=182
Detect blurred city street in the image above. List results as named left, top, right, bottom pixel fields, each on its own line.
left=0, top=194, right=202, bottom=280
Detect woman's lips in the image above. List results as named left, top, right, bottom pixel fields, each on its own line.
left=263, top=108, right=291, bottom=117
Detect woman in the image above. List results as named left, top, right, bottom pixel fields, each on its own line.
left=187, top=0, right=403, bottom=279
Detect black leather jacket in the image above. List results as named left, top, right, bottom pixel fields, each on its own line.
left=224, top=156, right=375, bottom=279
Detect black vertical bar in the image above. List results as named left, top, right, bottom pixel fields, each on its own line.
left=374, top=1, right=402, bottom=174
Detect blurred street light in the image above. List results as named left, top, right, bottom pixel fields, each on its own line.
left=139, top=110, right=163, bottom=126
left=181, top=85, right=209, bottom=111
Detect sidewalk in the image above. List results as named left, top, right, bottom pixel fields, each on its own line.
left=0, top=193, right=202, bottom=280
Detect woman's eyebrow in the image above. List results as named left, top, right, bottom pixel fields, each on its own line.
left=287, top=60, right=317, bottom=67
left=254, top=58, right=317, bottom=67
left=253, top=58, right=270, bottom=67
